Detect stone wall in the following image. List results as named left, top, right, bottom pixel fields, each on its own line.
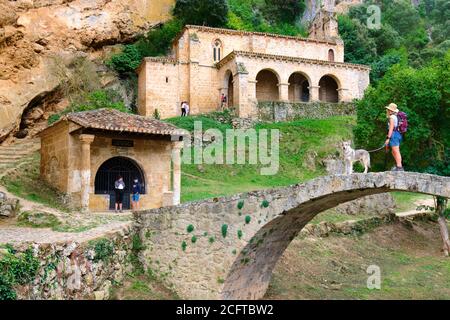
left=322, top=158, right=396, bottom=216
left=257, top=101, right=356, bottom=121
left=5, top=225, right=133, bottom=300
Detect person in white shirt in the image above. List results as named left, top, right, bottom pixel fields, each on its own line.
left=114, top=175, right=125, bottom=213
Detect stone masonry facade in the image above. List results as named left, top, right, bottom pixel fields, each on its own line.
left=137, top=7, right=370, bottom=119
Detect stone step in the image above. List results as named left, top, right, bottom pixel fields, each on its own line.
left=0, top=155, right=29, bottom=161
left=0, top=149, right=36, bottom=156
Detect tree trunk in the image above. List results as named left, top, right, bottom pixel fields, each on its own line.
left=436, top=196, right=450, bottom=257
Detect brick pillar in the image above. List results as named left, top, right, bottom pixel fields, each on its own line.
left=278, top=82, right=290, bottom=102
left=79, top=134, right=95, bottom=211
left=172, top=141, right=183, bottom=206
left=309, top=86, right=320, bottom=102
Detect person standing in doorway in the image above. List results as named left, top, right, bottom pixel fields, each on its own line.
left=114, top=175, right=125, bottom=213
left=385, top=103, right=404, bottom=171
left=181, top=101, right=186, bottom=117
left=184, top=101, right=190, bottom=116
left=131, top=178, right=141, bottom=210
left=220, top=93, right=227, bottom=110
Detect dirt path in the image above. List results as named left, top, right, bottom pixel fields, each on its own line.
left=396, top=198, right=435, bottom=217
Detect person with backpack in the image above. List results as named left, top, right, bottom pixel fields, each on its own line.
left=385, top=103, right=407, bottom=172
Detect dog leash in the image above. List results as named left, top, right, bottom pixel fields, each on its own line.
left=367, top=144, right=388, bottom=153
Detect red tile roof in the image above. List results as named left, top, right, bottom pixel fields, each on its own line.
left=61, top=108, right=187, bottom=136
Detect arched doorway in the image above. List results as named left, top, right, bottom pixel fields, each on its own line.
left=319, top=75, right=339, bottom=103
left=227, top=72, right=234, bottom=108
left=256, top=69, right=279, bottom=102
left=288, top=72, right=310, bottom=102
left=95, top=156, right=145, bottom=210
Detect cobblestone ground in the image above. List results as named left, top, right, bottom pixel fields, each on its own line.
left=0, top=220, right=132, bottom=244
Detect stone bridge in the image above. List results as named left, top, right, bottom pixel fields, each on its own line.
left=133, top=172, right=450, bottom=300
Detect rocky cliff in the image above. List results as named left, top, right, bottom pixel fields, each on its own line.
left=0, top=0, right=174, bottom=143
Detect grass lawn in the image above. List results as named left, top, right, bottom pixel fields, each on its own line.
left=266, top=220, right=450, bottom=300
left=173, top=115, right=356, bottom=202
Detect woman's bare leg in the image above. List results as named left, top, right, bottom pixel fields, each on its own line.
left=391, top=146, right=402, bottom=167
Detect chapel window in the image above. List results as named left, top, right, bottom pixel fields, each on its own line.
left=213, top=40, right=222, bottom=63
left=328, top=49, right=335, bottom=62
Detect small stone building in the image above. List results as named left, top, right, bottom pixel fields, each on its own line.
left=137, top=4, right=370, bottom=119
left=39, top=109, right=186, bottom=211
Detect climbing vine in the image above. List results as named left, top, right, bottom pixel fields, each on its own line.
left=0, top=246, right=40, bottom=300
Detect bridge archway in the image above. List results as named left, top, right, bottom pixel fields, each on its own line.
left=135, top=172, right=450, bottom=300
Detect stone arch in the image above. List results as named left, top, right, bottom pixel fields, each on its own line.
left=220, top=173, right=450, bottom=300
left=94, top=156, right=146, bottom=210
left=288, top=72, right=311, bottom=102
left=328, top=48, right=335, bottom=62
left=319, top=74, right=340, bottom=103
left=223, top=70, right=234, bottom=108
left=256, top=69, right=280, bottom=102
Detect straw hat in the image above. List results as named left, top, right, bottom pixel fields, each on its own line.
left=385, top=103, right=399, bottom=113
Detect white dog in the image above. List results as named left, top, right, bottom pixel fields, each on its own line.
left=342, top=141, right=371, bottom=174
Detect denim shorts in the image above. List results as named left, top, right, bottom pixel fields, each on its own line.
left=389, top=131, right=403, bottom=147
left=132, top=194, right=140, bottom=202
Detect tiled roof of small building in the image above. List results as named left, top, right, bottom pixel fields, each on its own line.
left=62, top=108, right=187, bottom=136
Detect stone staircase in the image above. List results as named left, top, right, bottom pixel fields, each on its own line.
left=0, top=139, right=41, bottom=180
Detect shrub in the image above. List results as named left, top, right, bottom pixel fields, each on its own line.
left=0, top=247, right=39, bottom=300
left=245, top=215, right=251, bottom=224
left=91, top=239, right=115, bottom=263
left=237, top=229, right=243, bottom=239
left=187, top=224, right=194, bottom=233
left=48, top=90, right=130, bottom=125
left=106, top=45, right=142, bottom=75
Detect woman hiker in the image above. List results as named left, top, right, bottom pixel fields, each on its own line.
left=114, top=175, right=125, bottom=213
left=385, top=103, right=404, bottom=172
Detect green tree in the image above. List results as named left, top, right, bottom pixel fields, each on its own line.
left=354, top=53, right=449, bottom=255
left=338, top=15, right=377, bottom=64
left=173, top=0, right=229, bottom=27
